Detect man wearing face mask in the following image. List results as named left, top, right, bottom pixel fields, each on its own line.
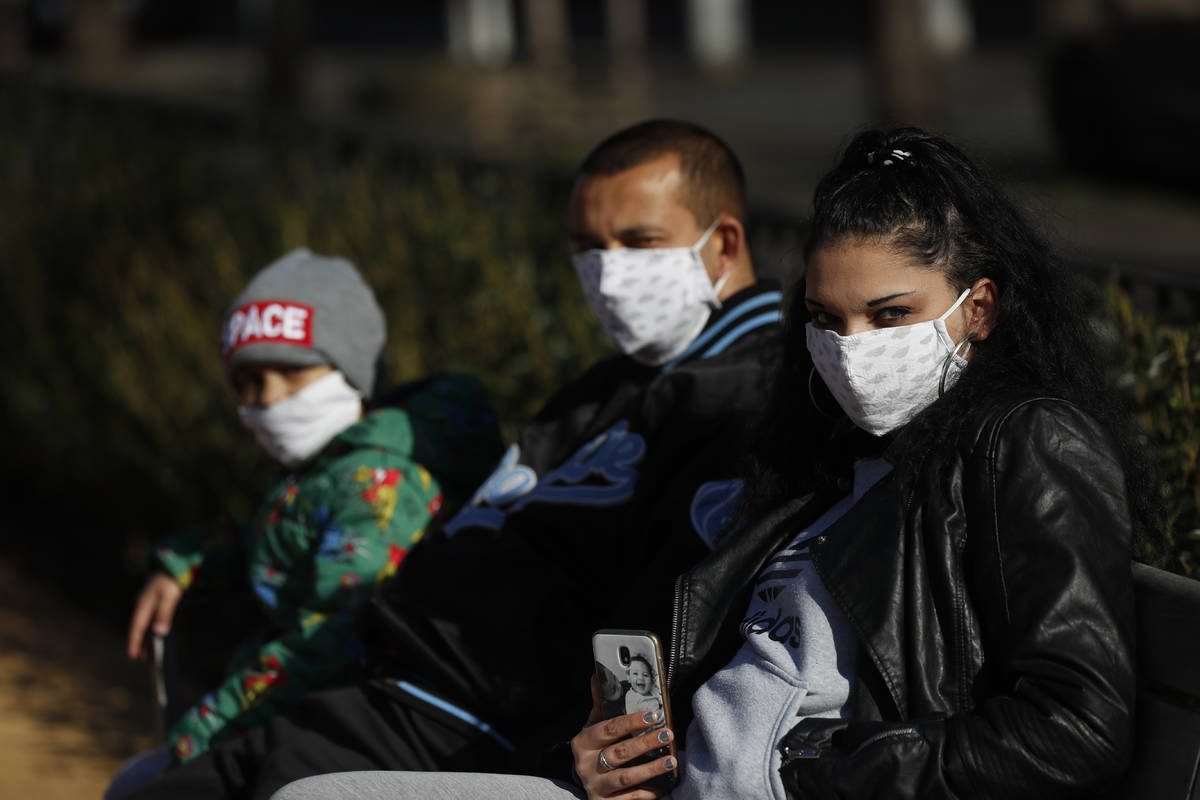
left=122, top=120, right=783, bottom=800
left=367, top=117, right=782, bottom=759
left=117, top=249, right=502, bottom=787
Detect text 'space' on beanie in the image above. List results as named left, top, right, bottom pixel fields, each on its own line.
left=221, top=248, right=386, bottom=398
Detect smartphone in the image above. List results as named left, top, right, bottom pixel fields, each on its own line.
left=592, top=629, right=678, bottom=789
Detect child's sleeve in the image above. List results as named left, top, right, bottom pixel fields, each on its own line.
left=151, top=519, right=249, bottom=592
left=165, top=459, right=442, bottom=762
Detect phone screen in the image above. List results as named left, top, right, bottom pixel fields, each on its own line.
left=592, top=629, right=678, bottom=789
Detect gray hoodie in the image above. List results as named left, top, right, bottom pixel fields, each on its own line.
left=671, top=458, right=892, bottom=800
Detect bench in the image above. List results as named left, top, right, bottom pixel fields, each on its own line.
left=1111, top=563, right=1200, bottom=798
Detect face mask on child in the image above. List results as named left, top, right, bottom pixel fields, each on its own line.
left=238, top=371, right=362, bottom=467
left=572, top=219, right=727, bottom=366
left=805, top=288, right=972, bottom=437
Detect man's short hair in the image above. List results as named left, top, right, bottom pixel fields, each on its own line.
left=578, top=119, right=747, bottom=226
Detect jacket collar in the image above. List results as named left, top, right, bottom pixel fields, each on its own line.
left=670, top=467, right=915, bottom=720
left=670, top=491, right=834, bottom=694
left=810, top=472, right=911, bottom=718
left=660, top=280, right=782, bottom=373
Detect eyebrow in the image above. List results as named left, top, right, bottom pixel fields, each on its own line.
left=570, top=225, right=667, bottom=241
left=804, top=291, right=917, bottom=308
left=618, top=225, right=666, bottom=235
left=866, top=291, right=917, bottom=307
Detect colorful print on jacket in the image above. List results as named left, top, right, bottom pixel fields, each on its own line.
left=153, top=375, right=503, bottom=762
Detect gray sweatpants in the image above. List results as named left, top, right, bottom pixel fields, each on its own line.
left=270, top=772, right=586, bottom=800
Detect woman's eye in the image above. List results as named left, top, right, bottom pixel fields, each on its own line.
left=875, top=306, right=912, bottom=323
left=808, top=311, right=837, bottom=328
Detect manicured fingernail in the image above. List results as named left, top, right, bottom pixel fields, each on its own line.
left=643, top=710, right=660, bottom=724
left=663, top=757, right=676, bottom=770
left=657, top=729, right=671, bottom=743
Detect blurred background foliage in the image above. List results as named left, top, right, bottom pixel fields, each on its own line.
left=0, top=88, right=611, bottom=613
left=2, top=4, right=1198, bottom=793
left=1, top=86, right=1196, bottom=624
left=1108, top=286, right=1200, bottom=575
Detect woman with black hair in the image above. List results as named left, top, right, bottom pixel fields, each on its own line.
left=271, top=128, right=1147, bottom=800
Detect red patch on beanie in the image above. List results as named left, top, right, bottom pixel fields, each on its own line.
left=222, top=300, right=314, bottom=360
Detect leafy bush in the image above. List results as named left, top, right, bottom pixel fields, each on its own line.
left=1107, top=285, right=1200, bottom=575
left=0, top=90, right=608, bottom=584
left=1, top=88, right=1196, bottom=606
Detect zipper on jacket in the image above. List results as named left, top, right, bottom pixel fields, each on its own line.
left=666, top=574, right=685, bottom=691
left=782, top=727, right=920, bottom=766
left=810, top=535, right=906, bottom=719
left=850, top=726, right=920, bottom=754
left=780, top=744, right=821, bottom=762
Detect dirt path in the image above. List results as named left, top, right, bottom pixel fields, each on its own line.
left=0, top=559, right=155, bottom=799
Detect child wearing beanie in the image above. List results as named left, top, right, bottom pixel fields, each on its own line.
left=120, top=249, right=504, bottom=772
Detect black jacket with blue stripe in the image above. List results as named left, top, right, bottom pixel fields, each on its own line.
left=367, top=281, right=784, bottom=761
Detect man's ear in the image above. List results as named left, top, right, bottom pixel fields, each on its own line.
left=966, top=277, right=999, bottom=342
left=710, top=213, right=746, bottom=278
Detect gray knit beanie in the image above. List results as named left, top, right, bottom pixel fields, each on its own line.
left=221, top=248, right=386, bottom=396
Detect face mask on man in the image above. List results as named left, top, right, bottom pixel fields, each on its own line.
left=805, top=288, right=972, bottom=437
left=238, top=370, right=363, bottom=467
left=572, top=219, right=727, bottom=366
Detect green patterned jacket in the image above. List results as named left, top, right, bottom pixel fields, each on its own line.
left=153, top=375, right=502, bottom=762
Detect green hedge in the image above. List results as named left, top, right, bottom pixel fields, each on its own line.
left=1107, top=285, right=1200, bottom=574
left=1, top=90, right=1195, bottom=594
left=0, top=92, right=609, bottom=571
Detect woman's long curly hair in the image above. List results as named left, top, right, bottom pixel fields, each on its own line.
left=744, top=128, right=1154, bottom=543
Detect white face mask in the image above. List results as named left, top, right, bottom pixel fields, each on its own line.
left=805, top=288, right=972, bottom=437
left=572, top=219, right=727, bottom=366
left=238, top=371, right=363, bottom=468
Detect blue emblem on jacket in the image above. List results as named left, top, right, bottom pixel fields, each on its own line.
left=445, top=420, right=647, bottom=535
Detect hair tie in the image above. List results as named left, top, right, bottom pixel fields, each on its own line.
left=867, top=148, right=913, bottom=167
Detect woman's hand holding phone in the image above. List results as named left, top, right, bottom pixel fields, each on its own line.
left=570, top=676, right=676, bottom=800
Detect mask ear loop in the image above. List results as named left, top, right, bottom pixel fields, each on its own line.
left=938, top=332, right=976, bottom=397
left=697, top=218, right=727, bottom=308
left=808, top=367, right=843, bottom=420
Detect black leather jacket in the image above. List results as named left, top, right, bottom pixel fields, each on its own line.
left=666, top=395, right=1136, bottom=799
